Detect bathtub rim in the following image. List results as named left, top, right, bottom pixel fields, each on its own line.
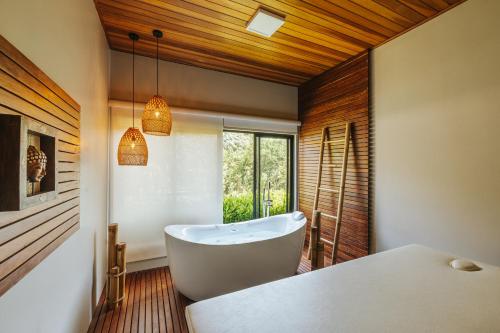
left=164, top=212, right=306, bottom=247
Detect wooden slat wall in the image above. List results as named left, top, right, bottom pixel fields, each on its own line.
left=0, top=34, right=80, bottom=296
left=298, top=52, right=369, bottom=263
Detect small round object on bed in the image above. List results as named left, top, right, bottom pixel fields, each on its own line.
left=449, top=259, right=482, bottom=271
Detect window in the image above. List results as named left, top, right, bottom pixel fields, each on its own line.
left=223, top=131, right=294, bottom=223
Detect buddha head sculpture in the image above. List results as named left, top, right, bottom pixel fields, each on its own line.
left=27, top=145, right=47, bottom=182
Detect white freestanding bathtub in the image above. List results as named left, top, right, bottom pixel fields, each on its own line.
left=164, top=212, right=307, bottom=301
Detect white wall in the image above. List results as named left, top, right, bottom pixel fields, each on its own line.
left=0, top=0, right=109, bottom=332
left=110, top=50, right=298, bottom=120
left=372, top=0, right=500, bottom=265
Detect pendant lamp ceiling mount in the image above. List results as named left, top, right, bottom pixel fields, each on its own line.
left=129, top=32, right=139, bottom=41
left=152, top=29, right=163, bottom=39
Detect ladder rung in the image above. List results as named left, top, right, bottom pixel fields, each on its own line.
left=321, top=163, right=339, bottom=168
left=320, top=237, right=334, bottom=246
left=319, top=187, right=338, bottom=193
left=320, top=212, right=337, bottom=220
left=323, top=139, right=345, bottom=145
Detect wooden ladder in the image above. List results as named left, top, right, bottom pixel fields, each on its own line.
left=307, top=122, right=351, bottom=269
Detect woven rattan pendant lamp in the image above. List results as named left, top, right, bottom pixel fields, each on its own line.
left=142, top=29, right=172, bottom=136
left=117, top=33, right=148, bottom=166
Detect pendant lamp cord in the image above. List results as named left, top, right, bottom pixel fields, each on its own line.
left=156, top=35, right=159, bottom=95
left=132, top=37, right=135, bottom=128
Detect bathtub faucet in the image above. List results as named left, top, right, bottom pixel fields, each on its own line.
left=262, top=181, right=273, bottom=217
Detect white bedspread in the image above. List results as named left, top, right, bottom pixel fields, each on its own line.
left=185, top=245, right=500, bottom=332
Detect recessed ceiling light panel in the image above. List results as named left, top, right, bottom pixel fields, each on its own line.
left=246, top=8, right=285, bottom=37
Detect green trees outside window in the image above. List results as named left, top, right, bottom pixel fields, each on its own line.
left=223, top=131, right=294, bottom=223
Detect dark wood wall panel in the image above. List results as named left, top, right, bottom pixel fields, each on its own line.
left=0, top=34, right=80, bottom=296
left=298, top=52, right=369, bottom=264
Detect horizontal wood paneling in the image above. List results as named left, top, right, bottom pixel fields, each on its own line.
left=0, top=34, right=80, bottom=296
left=0, top=198, right=80, bottom=245
left=0, top=54, right=79, bottom=120
left=0, top=223, right=79, bottom=296
left=95, top=0, right=465, bottom=85
left=299, top=52, right=369, bottom=264
left=0, top=35, right=80, bottom=111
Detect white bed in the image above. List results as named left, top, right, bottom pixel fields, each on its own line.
left=185, top=245, right=500, bottom=332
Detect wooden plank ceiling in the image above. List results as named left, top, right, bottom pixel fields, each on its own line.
left=95, top=0, right=465, bottom=85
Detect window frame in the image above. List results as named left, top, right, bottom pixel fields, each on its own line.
left=223, top=130, right=295, bottom=221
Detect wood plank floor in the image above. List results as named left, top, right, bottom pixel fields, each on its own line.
left=88, top=252, right=312, bottom=333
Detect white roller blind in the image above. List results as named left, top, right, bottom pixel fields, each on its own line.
left=222, top=116, right=300, bottom=134
left=110, top=106, right=223, bottom=262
